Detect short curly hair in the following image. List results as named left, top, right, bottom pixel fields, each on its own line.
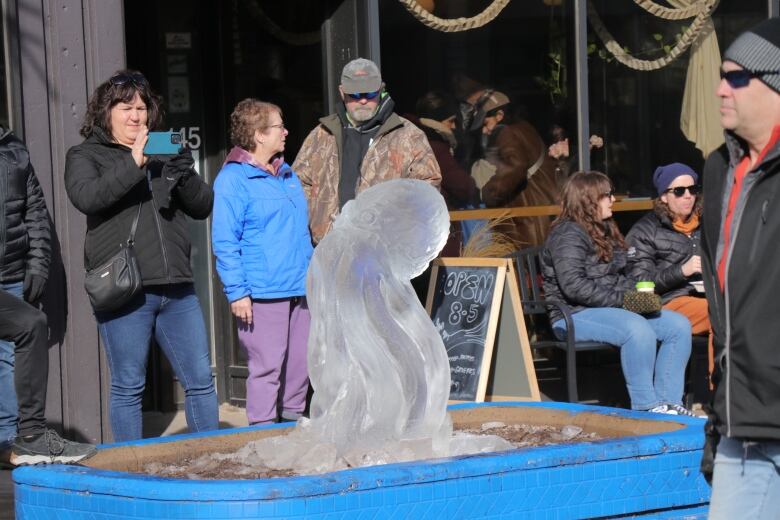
left=229, top=99, right=282, bottom=152
left=79, top=69, right=163, bottom=138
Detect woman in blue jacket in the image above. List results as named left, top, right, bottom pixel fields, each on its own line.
left=212, top=99, right=313, bottom=424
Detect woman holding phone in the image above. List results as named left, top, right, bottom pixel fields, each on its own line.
left=64, top=70, right=218, bottom=441
left=541, top=171, right=695, bottom=415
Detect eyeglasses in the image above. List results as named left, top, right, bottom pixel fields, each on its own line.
left=346, top=90, right=381, bottom=101
left=600, top=190, right=614, bottom=199
left=265, top=123, right=286, bottom=131
left=664, top=185, right=701, bottom=197
left=108, top=72, right=148, bottom=88
left=720, top=69, right=777, bottom=89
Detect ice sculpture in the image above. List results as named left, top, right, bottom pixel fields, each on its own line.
left=305, top=179, right=453, bottom=461
left=207, top=179, right=511, bottom=475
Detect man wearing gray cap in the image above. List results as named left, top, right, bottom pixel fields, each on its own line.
left=293, top=58, right=441, bottom=244
left=698, top=17, right=780, bottom=519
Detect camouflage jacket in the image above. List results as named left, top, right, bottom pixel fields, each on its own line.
left=292, top=112, right=441, bottom=243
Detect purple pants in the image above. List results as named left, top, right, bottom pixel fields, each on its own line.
left=238, top=297, right=310, bottom=424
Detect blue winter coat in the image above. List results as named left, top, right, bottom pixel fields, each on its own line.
left=212, top=155, right=313, bottom=302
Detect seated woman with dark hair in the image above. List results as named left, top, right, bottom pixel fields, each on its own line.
left=542, top=171, right=695, bottom=415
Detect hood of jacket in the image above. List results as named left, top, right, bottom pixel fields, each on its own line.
left=224, top=146, right=286, bottom=176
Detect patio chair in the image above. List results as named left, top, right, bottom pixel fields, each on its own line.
left=509, top=246, right=616, bottom=403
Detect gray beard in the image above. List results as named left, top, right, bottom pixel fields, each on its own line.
left=348, top=105, right=378, bottom=123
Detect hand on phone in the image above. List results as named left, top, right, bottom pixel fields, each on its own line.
left=132, top=126, right=149, bottom=167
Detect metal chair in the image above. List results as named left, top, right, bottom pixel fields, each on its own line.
left=509, top=246, right=616, bottom=403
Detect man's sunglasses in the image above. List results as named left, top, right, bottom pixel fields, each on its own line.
left=720, top=69, right=777, bottom=89
left=600, top=190, right=614, bottom=199
left=346, top=90, right=381, bottom=100
left=664, top=185, right=701, bottom=197
left=109, top=72, right=148, bottom=87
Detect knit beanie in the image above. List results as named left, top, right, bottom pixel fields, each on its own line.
left=653, top=163, right=699, bottom=195
left=723, top=18, right=780, bottom=94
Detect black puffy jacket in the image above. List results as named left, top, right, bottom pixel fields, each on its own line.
left=0, top=128, right=50, bottom=283
left=541, top=220, right=635, bottom=324
left=64, top=128, right=212, bottom=287
left=625, top=209, right=700, bottom=303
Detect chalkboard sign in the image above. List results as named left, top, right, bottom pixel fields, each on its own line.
left=425, top=258, right=539, bottom=402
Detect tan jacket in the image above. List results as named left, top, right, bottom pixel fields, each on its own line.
left=293, top=112, right=441, bottom=243
left=481, top=121, right=562, bottom=246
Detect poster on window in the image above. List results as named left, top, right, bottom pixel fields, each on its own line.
left=168, top=77, right=190, bottom=114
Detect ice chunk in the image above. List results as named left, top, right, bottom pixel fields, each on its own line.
left=561, top=425, right=583, bottom=440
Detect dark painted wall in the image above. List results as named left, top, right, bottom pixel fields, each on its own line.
left=12, top=0, right=125, bottom=443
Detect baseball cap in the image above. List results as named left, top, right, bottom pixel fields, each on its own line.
left=481, top=90, right=510, bottom=113
left=340, top=58, right=382, bottom=94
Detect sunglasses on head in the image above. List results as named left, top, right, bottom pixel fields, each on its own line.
left=665, top=185, right=701, bottom=197
left=346, top=90, right=381, bottom=101
left=720, top=69, right=777, bottom=89
left=109, top=72, right=148, bottom=87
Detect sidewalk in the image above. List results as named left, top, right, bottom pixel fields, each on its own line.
left=142, top=403, right=249, bottom=438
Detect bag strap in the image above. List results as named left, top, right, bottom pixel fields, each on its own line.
left=126, top=203, right=142, bottom=247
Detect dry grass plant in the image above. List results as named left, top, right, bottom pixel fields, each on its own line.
left=460, top=215, right=521, bottom=258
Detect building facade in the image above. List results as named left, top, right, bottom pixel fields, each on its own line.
left=1, top=0, right=776, bottom=442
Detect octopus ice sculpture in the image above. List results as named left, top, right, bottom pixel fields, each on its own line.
left=305, top=178, right=454, bottom=462
left=216, top=179, right=510, bottom=475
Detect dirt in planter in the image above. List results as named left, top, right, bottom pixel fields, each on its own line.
left=142, top=422, right=602, bottom=480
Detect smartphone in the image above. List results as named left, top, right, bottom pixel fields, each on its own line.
left=143, top=131, right=182, bottom=155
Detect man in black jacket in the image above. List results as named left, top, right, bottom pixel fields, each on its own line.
left=0, top=128, right=95, bottom=466
left=699, top=18, right=780, bottom=519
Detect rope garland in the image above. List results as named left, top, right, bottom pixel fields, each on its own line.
left=397, top=0, right=511, bottom=32
left=632, top=0, right=714, bottom=20
left=587, top=0, right=719, bottom=71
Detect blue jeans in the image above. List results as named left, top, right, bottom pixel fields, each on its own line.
left=552, top=308, right=691, bottom=410
left=709, top=436, right=780, bottom=519
left=0, top=281, right=23, bottom=448
left=96, top=284, right=218, bottom=442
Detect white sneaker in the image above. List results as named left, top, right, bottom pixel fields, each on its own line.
left=649, top=404, right=676, bottom=415
left=666, top=403, right=702, bottom=418
left=648, top=403, right=701, bottom=418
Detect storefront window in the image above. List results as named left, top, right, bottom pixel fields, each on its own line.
left=226, top=0, right=326, bottom=162
left=380, top=0, right=770, bottom=203
left=379, top=0, right=579, bottom=206
left=587, top=0, right=768, bottom=196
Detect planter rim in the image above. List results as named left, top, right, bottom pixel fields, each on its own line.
left=12, top=402, right=705, bottom=502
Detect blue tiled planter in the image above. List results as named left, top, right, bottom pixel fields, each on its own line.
left=13, top=402, right=710, bottom=519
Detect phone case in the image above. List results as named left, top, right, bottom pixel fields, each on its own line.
left=144, top=131, right=182, bottom=155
